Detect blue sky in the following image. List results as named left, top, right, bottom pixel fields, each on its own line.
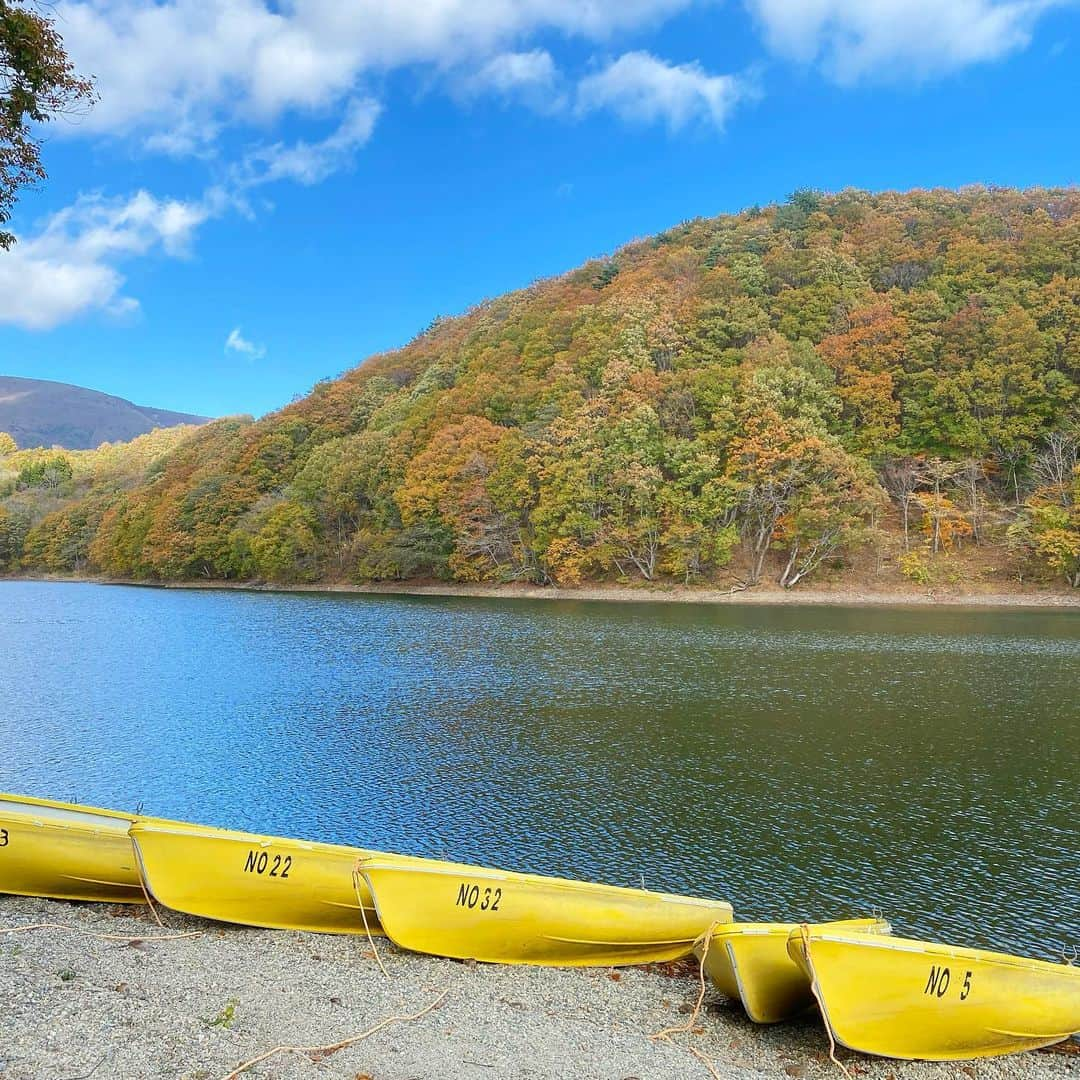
left=1, top=0, right=1077, bottom=419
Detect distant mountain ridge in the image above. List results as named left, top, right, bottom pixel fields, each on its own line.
left=0, top=376, right=210, bottom=450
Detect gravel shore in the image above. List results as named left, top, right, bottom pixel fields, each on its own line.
left=1, top=897, right=1076, bottom=1080
left=7, top=575, right=1080, bottom=609
left=129, top=580, right=1080, bottom=609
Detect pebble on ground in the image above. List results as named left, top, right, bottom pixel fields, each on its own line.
left=1, top=897, right=1077, bottom=1080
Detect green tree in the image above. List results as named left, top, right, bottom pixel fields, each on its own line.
left=531, top=402, right=669, bottom=583
left=659, top=436, right=739, bottom=581
left=1009, top=432, right=1080, bottom=587
left=1, top=0, right=95, bottom=247
left=0, top=502, right=28, bottom=568
left=776, top=450, right=883, bottom=588
left=243, top=501, right=320, bottom=583
left=1030, top=503, right=1080, bottom=587
left=16, top=452, right=72, bottom=490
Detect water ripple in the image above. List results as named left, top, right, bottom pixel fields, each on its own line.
left=0, top=582, right=1076, bottom=960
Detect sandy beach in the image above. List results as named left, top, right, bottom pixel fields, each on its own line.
left=1, top=897, right=1077, bottom=1080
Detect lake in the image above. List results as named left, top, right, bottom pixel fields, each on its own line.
left=1, top=581, right=1076, bottom=959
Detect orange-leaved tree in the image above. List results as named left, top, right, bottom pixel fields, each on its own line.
left=725, top=406, right=882, bottom=587
left=395, top=417, right=532, bottom=582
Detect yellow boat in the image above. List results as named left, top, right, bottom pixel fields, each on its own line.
left=357, top=854, right=734, bottom=966
left=0, top=792, right=147, bottom=904
left=695, top=918, right=891, bottom=1023
left=129, top=821, right=384, bottom=935
left=788, top=926, right=1080, bottom=1059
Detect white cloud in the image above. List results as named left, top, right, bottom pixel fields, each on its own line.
left=476, top=49, right=558, bottom=93
left=744, top=0, right=1065, bottom=82
left=46, top=0, right=1065, bottom=155
left=460, top=49, right=564, bottom=109
left=0, top=191, right=212, bottom=330
left=143, top=118, right=223, bottom=158
left=225, top=327, right=266, bottom=360
left=54, top=0, right=696, bottom=147
left=236, top=97, right=381, bottom=187
left=577, top=52, right=747, bottom=130
left=0, top=94, right=380, bottom=333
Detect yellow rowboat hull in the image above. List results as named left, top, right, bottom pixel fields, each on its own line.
left=0, top=793, right=146, bottom=904
left=359, top=855, right=734, bottom=966
left=788, top=928, right=1080, bottom=1059
left=695, top=919, right=891, bottom=1024
left=130, top=822, right=384, bottom=935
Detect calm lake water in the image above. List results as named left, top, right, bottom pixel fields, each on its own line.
left=1, top=581, right=1077, bottom=958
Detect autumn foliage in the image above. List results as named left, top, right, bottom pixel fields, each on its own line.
left=2, top=186, right=1078, bottom=589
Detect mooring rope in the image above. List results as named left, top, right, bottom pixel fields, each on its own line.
left=649, top=920, right=721, bottom=1041
left=218, top=987, right=448, bottom=1080
left=131, top=835, right=168, bottom=928
left=0, top=922, right=201, bottom=943
left=352, top=862, right=389, bottom=977
left=799, top=923, right=852, bottom=1080
left=647, top=920, right=728, bottom=1079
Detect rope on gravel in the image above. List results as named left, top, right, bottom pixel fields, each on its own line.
left=690, top=1046, right=724, bottom=1079
left=218, top=987, right=450, bottom=1080
left=798, top=923, right=853, bottom=1080
left=0, top=922, right=201, bottom=942
left=60, top=1053, right=107, bottom=1080
left=649, top=920, right=721, bottom=1041
left=352, top=864, right=388, bottom=977
left=648, top=921, right=727, bottom=1080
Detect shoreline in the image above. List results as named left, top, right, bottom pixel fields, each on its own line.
left=2, top=897, right=1076, bottom=1080
left=4, top=572, right=1079, bottom=610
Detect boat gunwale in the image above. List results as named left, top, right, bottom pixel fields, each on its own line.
left=800, top=929, right=1080, bottom=978
left=0, top=792, right=140, bottom=822
left=703, top=917, right=891, bottom=943
left=128, top=821, right=379, bottom=859
left=707, top=922, right=800, bottom=939
left=358, top=859, right=734, bottom=910
left=0, top=810, right=136, bottom=836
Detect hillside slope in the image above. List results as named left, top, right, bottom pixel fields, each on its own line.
left=0, top=376, right=209, bottom=450
left=2, top=187, right=1078, bottom=591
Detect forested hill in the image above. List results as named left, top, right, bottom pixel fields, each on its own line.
left=2, top=187, right=1078, bottom=591
left=0, top=376, right=209, bottom=450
